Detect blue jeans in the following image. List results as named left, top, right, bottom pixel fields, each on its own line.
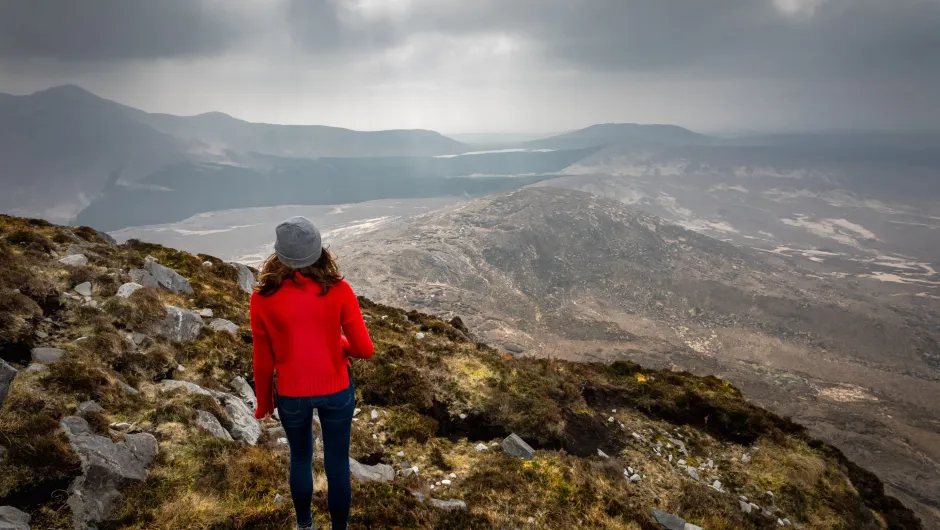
left=277, top=375, right=355, bottom=530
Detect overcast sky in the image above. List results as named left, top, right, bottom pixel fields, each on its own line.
left=1, top=0, right=938, bottom=133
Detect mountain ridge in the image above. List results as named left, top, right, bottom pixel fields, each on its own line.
left=0, top=211, right=923, bottom=529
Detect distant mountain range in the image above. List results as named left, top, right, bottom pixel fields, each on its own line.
left=4, top=84, right=940, bottom=233
left=0, top=85, right=742, bottom=227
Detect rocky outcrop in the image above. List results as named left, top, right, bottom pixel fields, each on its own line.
left=230, top=376, right=257, bottom=410
left=159, top=380, right=260, bottom=445
left=0, top=360, right=16, bottom=409
left=501, top=433, right=534, bottom=460
left=60, top=416, right=159, bottom=529
left=130, top=257, right=193, bottom=294
left=157, top=306, right=204, bottom=342
left=230, top=262, right=256, bottom=294
left=194, top=411, right=233, bottom=441
left=0, top=506, right=31, bottom=530
left=221, top=395, right=261, bottom=445
left=349, top=457, right=396, bottom=482
left=31, top=347, right=66, bottom=365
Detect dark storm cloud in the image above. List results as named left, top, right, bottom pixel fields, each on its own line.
left=0, top=0, right=254, bottom=61
left=285, top=0, right=940, bottom=80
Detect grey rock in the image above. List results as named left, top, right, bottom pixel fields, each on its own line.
left=501, top=433, right=535, bottom=460
left=74, top=282, right=93, bottom=297
left=110, top=422, right=133, bottom=431
left=221, top=396, right=261, bottom=445
left=208, top=319, right=238, bottom=335
left=131, top=333, right=148, bottom=346
left=160, top=379, right=223, bottom=399
left=195, top=411, right=233, bottom=441
left=684, top=524, right=703, bottom=530
left=474, top=443, right=489, bottom=452
left=25, top=363, right=48, bottom=373
left=128, top=269, right=158, bottom=288
left=349, top=457, right=396, bottom=482
left=60, top=416, right=158, bottom=529
left=411, top=491, right=426, bottom=502
left=652, top=509, right=687, bottom=530
left=35, top=330, right=49, bottom=339
left=159, top=380, right=259, bottom=444
left=197, top=308, right=214, bottom=318
left=115, top=283, right=144, bottom=298
left=0, top=506, right=30, bottom=530
left=230, top=376, right=257, bottom=409
left=273, top=493, right=290, bottom=505
left=230, top=262, right=257, bottom=294
left=31, top=347, right=66, bottom=365
left=686, top=467, right=700, bottom=481
left=741, top=453, right=752, bottom=464
left=0, top=360, right=17, bottom=409
left=157, top=306, right=204, bottom=342
left=95, top=230, right=118, bottom=248
left=77, top=401, right=104, bottom=415
left=202, top=261, right=214, bottom=267
left=143, top=258, right=194, bottom=294
left=429, top=498, right=466, bottom=511
left=58, top=254, right=88, bottom=267
left=597, top=449, right=609, bottom=458
left=740, top=500, right=752, bottom=514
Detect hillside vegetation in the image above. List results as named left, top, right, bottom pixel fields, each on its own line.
left=0, top=214, right=920, bottom=530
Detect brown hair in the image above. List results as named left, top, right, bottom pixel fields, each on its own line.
left=255, top=247, right=344, bottom=297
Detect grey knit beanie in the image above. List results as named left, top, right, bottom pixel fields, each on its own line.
left=274, top=216, right=323, bottom=269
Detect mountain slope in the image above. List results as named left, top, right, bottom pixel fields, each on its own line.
left=126, top=109, right=467, bottom=159
left=0, top=85, right=469, bottom=223
left=0, top=85, right=187, bottom=222
left=333, top=187, right=940, bottom=527
left=526, top=123, right=718, bottom=151
left=0, top=213, right=921, bottom=529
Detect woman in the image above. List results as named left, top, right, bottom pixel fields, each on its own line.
left=251, top=216, right=374, bottom=530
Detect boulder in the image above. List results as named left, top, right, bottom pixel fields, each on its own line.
left=208, top=319, right=238, bottom=335
left=0, top=360, right=17, bottom=409
left=474, top=443, right=489, bottom=452
left=74, top=282, right=93, bottom=297
left=349, top=457, right=396, bottom=482
left=501, top=433, right=535, bottom=460
left=221, top=395, right=261, bottom=445
left=128, top=269, right=159, bottom=288
left=194, top=411, right=233, bottom=441
left=230, top=376, right=258, bottom=410
left=197, top=308, right=214, bottom=318
left=651, top=509, right=687, bottom=530
left=115, top=283, right=144, bottom=298
left=31, top=347, right=66, bottom=365
left=739, top=500, right=752, bottom=514
left=76, top=401, right=104, bottom=415
left=159, top=380, right=259, bottom=444
left=230, top=262, right=257, bottom=294
left=0, top=506, right=30, bottom=530
left=157, top=306, right=204, bottom=342
left=58, top=254, right=88, bottom=267
left=143, top=258, right=194, bottom=294
left=60, top=416, right=158, bottom=529
left=25, top=363, right=47, bottom=373
left=430, top=499, right=467, bottom=511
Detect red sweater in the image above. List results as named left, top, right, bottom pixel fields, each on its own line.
left=250, top=276, right=374, bottom=418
